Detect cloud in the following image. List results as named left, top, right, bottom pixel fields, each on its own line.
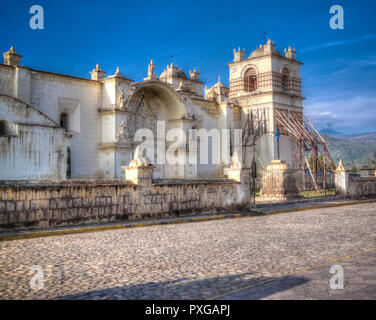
left=304, top=95, right=376, bottom=134
left=300, top=35, right=376, bottom=53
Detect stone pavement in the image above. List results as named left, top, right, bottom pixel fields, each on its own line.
left=255, top=195, right=352, bottom=213
left=0, top=202, right=375, bottom=300
left=219, top=250, right=376, bottom=300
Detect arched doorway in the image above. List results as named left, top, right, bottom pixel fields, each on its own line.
left=126, top=81, right=188, bottom=178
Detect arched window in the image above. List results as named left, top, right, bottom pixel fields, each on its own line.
left=244, top=68, right=257, bottom=92
left=282, top=67, right=290, bottom=91
left=0, top=120, right=8, bottom=136
left=60, top=113, right=68, bottom=132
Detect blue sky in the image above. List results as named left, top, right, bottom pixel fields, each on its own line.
left=1, top=0, right=375, bottom=134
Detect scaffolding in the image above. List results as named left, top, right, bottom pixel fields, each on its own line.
left=229, top=72, right=302, bottom=98
left=274, top=108, right=335, bottom=190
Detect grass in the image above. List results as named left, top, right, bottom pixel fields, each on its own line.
left=251, top=188, right=337, bottom=200
left=299, top=189, right=337, bottom=198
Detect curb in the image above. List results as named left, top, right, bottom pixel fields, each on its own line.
left=0, top=214, right=243, bottom=242
left=207, top=246, right=376, bottom=300
left=265, top=199, right=376, bottom=214
left=0, top=199, right=375, bottom=242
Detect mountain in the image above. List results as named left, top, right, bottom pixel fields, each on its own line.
left=319, top=128, right=344, bottom=136
left=327, top=132, right=376, bottom=169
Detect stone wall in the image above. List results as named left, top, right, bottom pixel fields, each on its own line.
left=346, top=177, right=376, bottom=199
left=334, top=169, right=376, bottom=199
left=0, top=176, right=249, bottom=231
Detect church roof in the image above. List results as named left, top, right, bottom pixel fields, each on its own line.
left=159, top=63, right=188, bottom=80
left=248, top=39, right=281, bottom=58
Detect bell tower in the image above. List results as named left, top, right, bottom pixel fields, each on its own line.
left=227, top=39, right=304, bottom=169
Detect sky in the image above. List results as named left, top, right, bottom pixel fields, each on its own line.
left=0, top=0, right=375, bottom=134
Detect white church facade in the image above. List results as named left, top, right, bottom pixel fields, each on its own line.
left=0, top=40, right=303, bottom=180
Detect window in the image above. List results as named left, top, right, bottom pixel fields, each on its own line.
left=244, top=68, right=257, bottom=92
left=60, top=113, right=68, bottom=132
left=0, top=120, right=8, bottom=136
left=282, top=67, right=290, bottom=91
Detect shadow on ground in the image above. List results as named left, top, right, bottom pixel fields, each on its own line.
left=54, top=273, right=311, bottom=300
left=219, top=275, right=310, bottom=300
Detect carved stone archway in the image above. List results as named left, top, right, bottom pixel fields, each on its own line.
left=126, top=80, right=188, bottom=178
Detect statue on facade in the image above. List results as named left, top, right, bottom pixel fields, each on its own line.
left=230, top=151, right=243, bottom=169
left=118, top=90, right=127, bottom=110
left=144, top=59, right=157, bottom=80
left=129, top=145, right=149, bottom=167
left=148, top=59, right=155, bottom=77
left=116, top=120, right=128, bottom=143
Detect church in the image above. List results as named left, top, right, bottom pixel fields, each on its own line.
left=0, top=39, right=303, bottom=180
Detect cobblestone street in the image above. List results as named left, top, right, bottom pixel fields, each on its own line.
left=0, top=203, right=375, bottom=300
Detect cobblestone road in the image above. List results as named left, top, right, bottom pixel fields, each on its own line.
left=219, top=250, right=376, bottom=300
left=0, top=203, right=375, bottom=300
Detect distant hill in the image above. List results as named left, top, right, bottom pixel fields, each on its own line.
left=319, top=128, right=344, bottom=136
left=327, top=132, right=376, bottom=169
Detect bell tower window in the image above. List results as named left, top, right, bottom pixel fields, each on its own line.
left=244, top=68, right=257, bottom=92
left=282, top=67, right=290, bottom=91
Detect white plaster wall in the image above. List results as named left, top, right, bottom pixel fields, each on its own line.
left=0, top=95, right=67, bottom=180
left=28, top=72, right=101, bottom=178
left=0, top=124, right=67, bottom=180
left=101, top=113, right=116, bottom=143
left=188, top=98, right=226, bottom=178
left=98, top=150, right=114, bottom=179
left=115, top=148, right=133, bottom=178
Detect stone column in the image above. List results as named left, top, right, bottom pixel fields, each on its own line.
left=223, top=152, right=251, bottom=206
left=334, top=159, right=349, bottom=196
left=259, top=160, right=300, bottom=201
left=122, top=165, right=154, bottom=186
left=121, top=145, right=154, bottom=186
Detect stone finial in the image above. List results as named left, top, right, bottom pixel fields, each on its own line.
left=144, top=59, right=157, bottom=80
left=284, top=46, right=296, bottom=60
left=263, top=39, right=276, bottom=54
left=336, top=159, right=346, bottom=172
left=233, top=47, right=245, bottom=62
left=90, top=64, right=106, bottom=80
left=189, top=68, right=200, bottom=81
left=115, top=66, right=122, bottom=77
left=148, top=59, right=155, bottom=76
left=3, top=46, right=22, bottom=66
